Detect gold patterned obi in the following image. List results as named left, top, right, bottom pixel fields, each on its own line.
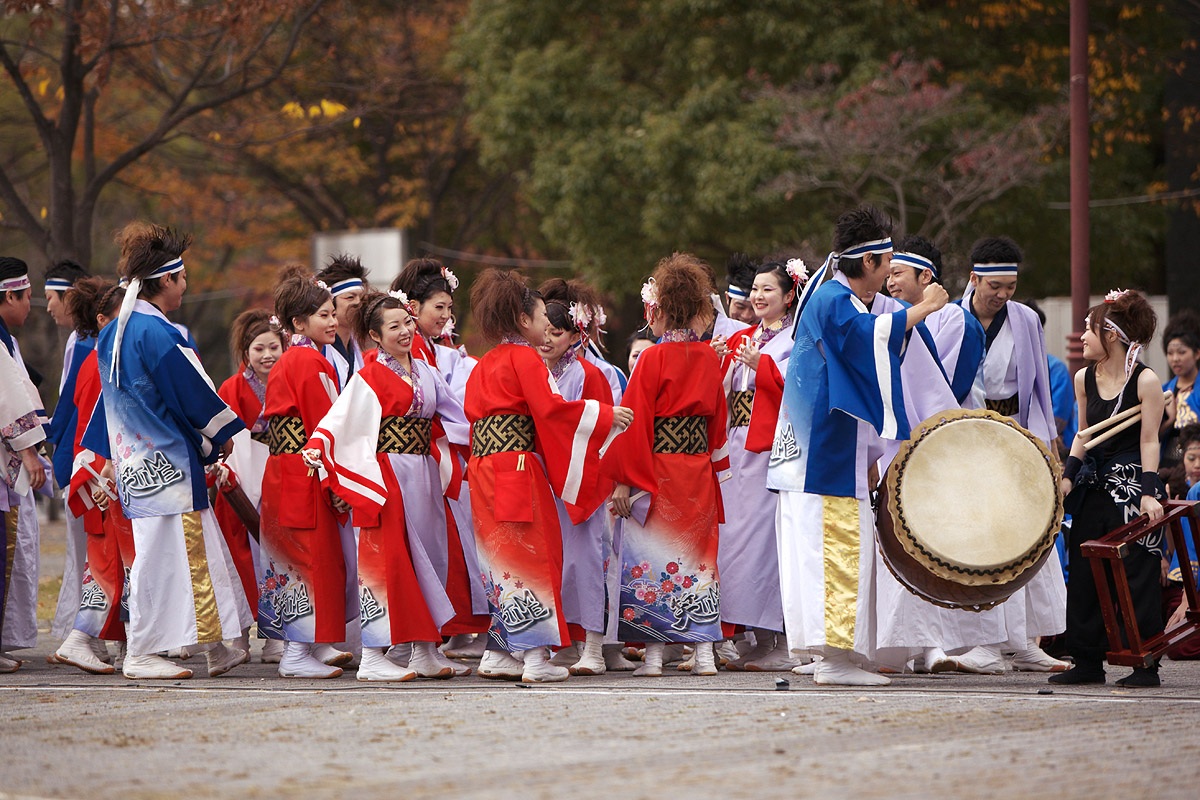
left=250, top=430, right=272, bottom=446
left=268, top=416, right=307, bottom=456
left=378, top=416, right=433, bottom=455
left=985, top=394, right=1019, bottom=418
left=653, top=415, right=708, bottom=455
left=729, top=391, right=754, bottom=429
left=472, top=414, right=535, bottom=457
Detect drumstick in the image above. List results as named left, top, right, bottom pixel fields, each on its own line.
left=1076, top=390, right=1172, bottom=440
left=1083, top=414, right=1141, bottom=451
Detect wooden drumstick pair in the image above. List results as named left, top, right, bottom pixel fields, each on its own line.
left=1076, top=390, right=1172, bottom=452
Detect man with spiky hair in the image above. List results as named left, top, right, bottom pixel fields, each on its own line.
left=768, top=206, right=948, bottom=686
left=82, top=223, right=251, bottom=680
left=316, top=254, right=370, bottom=388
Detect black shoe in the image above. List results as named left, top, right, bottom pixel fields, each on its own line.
left=1048, top=665, right=1106, bottom=685
left=1115, top=667, right=1160, bottom=688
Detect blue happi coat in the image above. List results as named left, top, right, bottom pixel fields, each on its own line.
left=82, top=301, right=243, bottom=518
left=767, top=274, right=910, bottom=499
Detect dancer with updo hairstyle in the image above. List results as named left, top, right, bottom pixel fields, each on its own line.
left=81, top=222, right=251, bottom=680
left=719, top=259, right=804, bottom=672
left=540, top=277, right=625, bottom=403
left=1055, top=289, right=1168, bottom=688
left=214, top=309, right=288, bottom=662
left=257, top=266, right=350, bottom=679
left=391, top=257, right=475, bottom=393
left=603, top=253, right=731, bottom=678
left=464, top=268, right=632, bottom=683
left=535, top=282, right=625, bottom=674
left=391, top=257, right=490, bottom=657
left=302, top=290, right=474, bottom=681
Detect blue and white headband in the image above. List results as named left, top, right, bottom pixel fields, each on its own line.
left=892, top=251, right=937, bottom=279
left=329, top=277, right=365, bottom=297
left=148, top=256, right=185, bottom=279
left=839, top=237, right=893, bottom=260
left=44, top=277, right=74, bottom=293
left=727, top=284, right=751, bottom=300
left=972, top=262, right=1019, bottom=277
left=109, top=257, right=185, bottom=386
left=0, top=274, right=31, bottom=293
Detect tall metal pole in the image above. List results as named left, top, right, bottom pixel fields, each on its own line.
left=1067, top=0, right=1090, bottom=373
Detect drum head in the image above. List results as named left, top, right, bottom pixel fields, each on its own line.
left=887, top=410, right=1062, bottom=587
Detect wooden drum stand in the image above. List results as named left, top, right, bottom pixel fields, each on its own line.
left=1080, top=499, right=1200, bottom=666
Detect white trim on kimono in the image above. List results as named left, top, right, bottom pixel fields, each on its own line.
left=562, top=398, right=600, bottom=506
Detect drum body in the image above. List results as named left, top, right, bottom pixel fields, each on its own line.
left=878, top=409, right=1063, bottom=610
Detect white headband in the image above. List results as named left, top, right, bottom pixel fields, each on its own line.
left=44, top=278, right=74, bottom=293
left=109, top=257, right=185, bottom=387
left=329, top=277, right=365, bottom=297
left=0, top=275, right=31, bottom=292
left=892, top=251, right=937, bottom=279
left=972, top=262, right=1019, bottom=277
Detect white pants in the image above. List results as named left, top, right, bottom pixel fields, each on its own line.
left=2, top=490, right=40, bottom=650
left=777, top=491, right=879, bottom=660
left=127, top=508, right=252, bottom=656
left=50, top=503, right=88, bottom=640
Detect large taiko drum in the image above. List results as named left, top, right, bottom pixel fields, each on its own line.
left=877, top=409, right=1064, bottom=610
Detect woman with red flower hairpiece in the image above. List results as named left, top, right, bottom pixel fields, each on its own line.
left=464, top=269, right=631, bottom=683
left=603, top=253, right=730, bottom=678
left=1054, top=289, right=1167, bottom=688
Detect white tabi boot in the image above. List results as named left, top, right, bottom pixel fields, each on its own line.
left=202, top=642, right=247, bottom=677
left=0, top=653, right=19, bottom=673
left=55, top=629, right=115, bottom=674
left=791, top=657, right=820, bottom=675
left=1009, top=639, right=1070, bottom=672
left=231, top=629, right=251, bottom=664
left=603, top=644, right=638, bottom=671
left=90, top=637, right=113, bottom=664
left=813, top=648, right=890, bottom=686
left=385, top=642, right=412, bottom=668
left=431, top=644, right=472, bottom=677
left=311, top=643, right=354, bottom=667
left=442, top=633, right=487, bottom=659
left=123, top=653, right=193, bottom=680
left=633, top=642, right=665, bottom=677
left=260, top=639, right=284, bottom=664
left=357, top=646, right=416, bottom=682
left=715, top=639, right=740, bottom=666
left=278, top=641, right=343, bottom=679
left=922, top=647, right=956, bottom=674
left=953, top=644, right=1006, bottom=675
left=521, top=646, right=570, bottom=683
left=569, top=630, right=606, bottom=676
left=727, top=631, right=773, bottom=671
left=478, top=649, right=525, bottom=680
left=550, top=641, right=581, bottom=666
left=745, top=633, right=802, bottom=672
left=409, top=641, right=454, bottom=679
left=692, top=642, right=718, bottom=676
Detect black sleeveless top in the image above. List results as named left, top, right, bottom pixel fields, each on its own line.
left=1084, top=362, right=1146, bottom=461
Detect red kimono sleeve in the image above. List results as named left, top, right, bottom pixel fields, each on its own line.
left=745, top=355, right=784, bottom=454
left=517, top=347, right=615, bottom=522
left=599, top=350, right=659, bottom=496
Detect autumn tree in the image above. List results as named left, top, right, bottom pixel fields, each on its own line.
left=0, top=0, right=326, bottom=268
left=766, top=56, right=1065, bottom=286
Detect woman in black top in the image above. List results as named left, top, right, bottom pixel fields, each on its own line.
left=1055, top=289, right=1166, bottom=687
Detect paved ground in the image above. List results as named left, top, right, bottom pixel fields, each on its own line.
left=4, top=521, right=1200, bottom=799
